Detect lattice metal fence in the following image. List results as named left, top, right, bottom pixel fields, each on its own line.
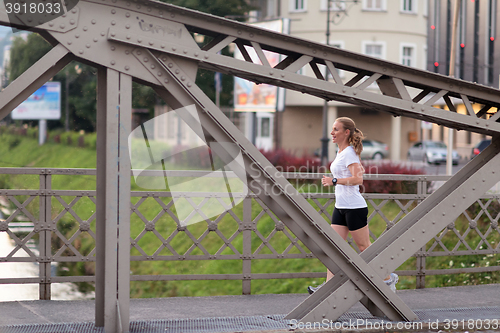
left=0, top=167, right=498, bottom=299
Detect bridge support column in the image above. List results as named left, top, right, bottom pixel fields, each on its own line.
left=39, top=173, right=52, bottom=300
left=96, top=67, right=132, bottom=333
left=327, top=105, right=338, bottom=161
left=391, top=116, right=402, bottom=161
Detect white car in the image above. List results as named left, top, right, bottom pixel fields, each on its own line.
left=407, top=141, right=459, bottom=165
left=360, top=140, right=389, bottom=160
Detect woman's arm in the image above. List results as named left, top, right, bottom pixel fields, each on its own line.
left=321, top=163, right=364, bottom=186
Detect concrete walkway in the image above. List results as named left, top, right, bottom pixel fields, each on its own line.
left=0, top=284, right=498, bottom=331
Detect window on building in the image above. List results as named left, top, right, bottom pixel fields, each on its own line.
left=267, top=0, right=277, bottom=18
left=401, top=0, right=416, bottom=13
left=363, top=0, right=385, bottom=11
left=261, top=118, right=270, bottom=137
left=156, top=111, right=167, bottom=140
left=290, top=0, right=306, bottom=12
left=181, top=121, right=187, bottom=140
left=316, top=41, right=345, bottom=79
left=331, top=42, right=343, bottom=49
left=363, top=42, right=385, bottom=59
left=328, top=42, right=345, bottom=78
left=167, top=112, right=175, bottom=139
left=423, top=45, right=427, bottom=70
left=321, top=0, right=346, bottom=11
left=401, top=45, right=416, bottom=67
left=486, top=0, right=496, bottom=85
left=361, top=42, right=384, bottom=88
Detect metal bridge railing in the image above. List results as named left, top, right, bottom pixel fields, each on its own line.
left=0, top=167, right=498, bottom=299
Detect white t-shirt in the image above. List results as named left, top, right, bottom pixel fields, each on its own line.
left=330, top=146, right=367, bottom=209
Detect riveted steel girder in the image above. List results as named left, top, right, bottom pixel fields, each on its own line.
left=95, top=68, right=131, bottom=332
left=1, top=0, right=500, bottom=329
left=287, top=136, right=500, bottom=322
left=65, top=0, right=500, bottom=134
left=1, top=0, right=498, bottom=136
left=136, top=48, right=418, bottom=322
left=0, top=44, right=73, bottom=120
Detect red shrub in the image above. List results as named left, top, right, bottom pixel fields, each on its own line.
left=259, top=148, right=323, bottom=173
left=170, top=145, right=212, bottom=169
left=362, top=161, right=425, bottom=194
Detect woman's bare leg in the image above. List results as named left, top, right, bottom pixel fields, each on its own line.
left=327, top=224, right=349, bottom=281
left=350, top=225, right=391, bottom=280
left=349, top=225, right=371, bottom=252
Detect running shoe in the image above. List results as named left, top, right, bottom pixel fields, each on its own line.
left=307, top=282, right=325, bottom=295
left=384, top=273, right=399, bottom=292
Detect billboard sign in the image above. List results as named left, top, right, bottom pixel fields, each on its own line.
left=11, top=82, right=61, bottom=120
left=233, top=19, right=288, bottom=112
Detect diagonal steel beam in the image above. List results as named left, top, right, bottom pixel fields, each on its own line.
left=0, top=44, right=72, bottom=121
left=135, top=48, right=418, bottom=322
left=106, top=29, right=500, bottom=136
left=91, top=0, right=500, bottom=112
left=11, top=0, right=494, bottom=136
left=3, top=0, right=500, bottom=131
left=0, top=0, right=498, bottom=325
left=287, top=136, right=500, bottom=322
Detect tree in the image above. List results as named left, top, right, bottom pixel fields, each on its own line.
left=166, top=0, right=253, bottom=20
left=8, top=33, right=99, bottom=131
left=8, top=33, right=51, bottom=82
left=7, top=0, right=254, bottom=131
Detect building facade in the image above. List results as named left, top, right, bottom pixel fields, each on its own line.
left=425, top=0, right=497, bottom=158
left=243, top=0, right=428, bottom=161
left=151, top=1, right=495, bottom=162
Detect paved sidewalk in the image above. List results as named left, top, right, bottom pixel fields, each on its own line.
left=0, top=284, right=498, bottom=332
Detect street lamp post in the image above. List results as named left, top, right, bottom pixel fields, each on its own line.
left=320, top=0, right=332, bottom=167
left=447, top=0, right=461, bottom=175
left=320, top=0, right=358, bottom=166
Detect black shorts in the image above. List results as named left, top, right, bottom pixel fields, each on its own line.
left=332, top=207, right=368, bottom=231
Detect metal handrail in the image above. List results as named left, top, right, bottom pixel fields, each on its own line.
left=0, top=167, right=498, bottom=298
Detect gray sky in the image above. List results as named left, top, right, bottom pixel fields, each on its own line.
left=0, top=26, right=11, bottom=39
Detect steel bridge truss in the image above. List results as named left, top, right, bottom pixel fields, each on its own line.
left=0, top=1, right=499, bottom=332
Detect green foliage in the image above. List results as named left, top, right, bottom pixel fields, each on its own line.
left=8, top=33, right=51, bottom=82
left=6, top=0, right=253, bottom=132
left=165, top=0, right=253, bottom=20
left=0, top=132, right=96, bottom=169
left=7, top=32, right=99, bottom=132
left=26, top=127, right=38, bottom=139
left=6, top=135, right=21, bottom=150
left=1, top=125, right=97, bottom=150
left=67, top=64, right=98, bottom=132
left=84, top=132, right=98, bottom=150
left=129, top=138, right=171, bottom=170
left=59, top=131, right=81, bottom=147
left=132, top=82, right=158, bottom=118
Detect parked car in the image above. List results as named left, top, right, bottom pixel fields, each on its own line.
left=314, top=140, right=389, bottom=160
left=470, top=139, right=491, bottom=159
left=407, top=141, right=459, bottom=165
left=361, top=140, right=389, bottom=160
